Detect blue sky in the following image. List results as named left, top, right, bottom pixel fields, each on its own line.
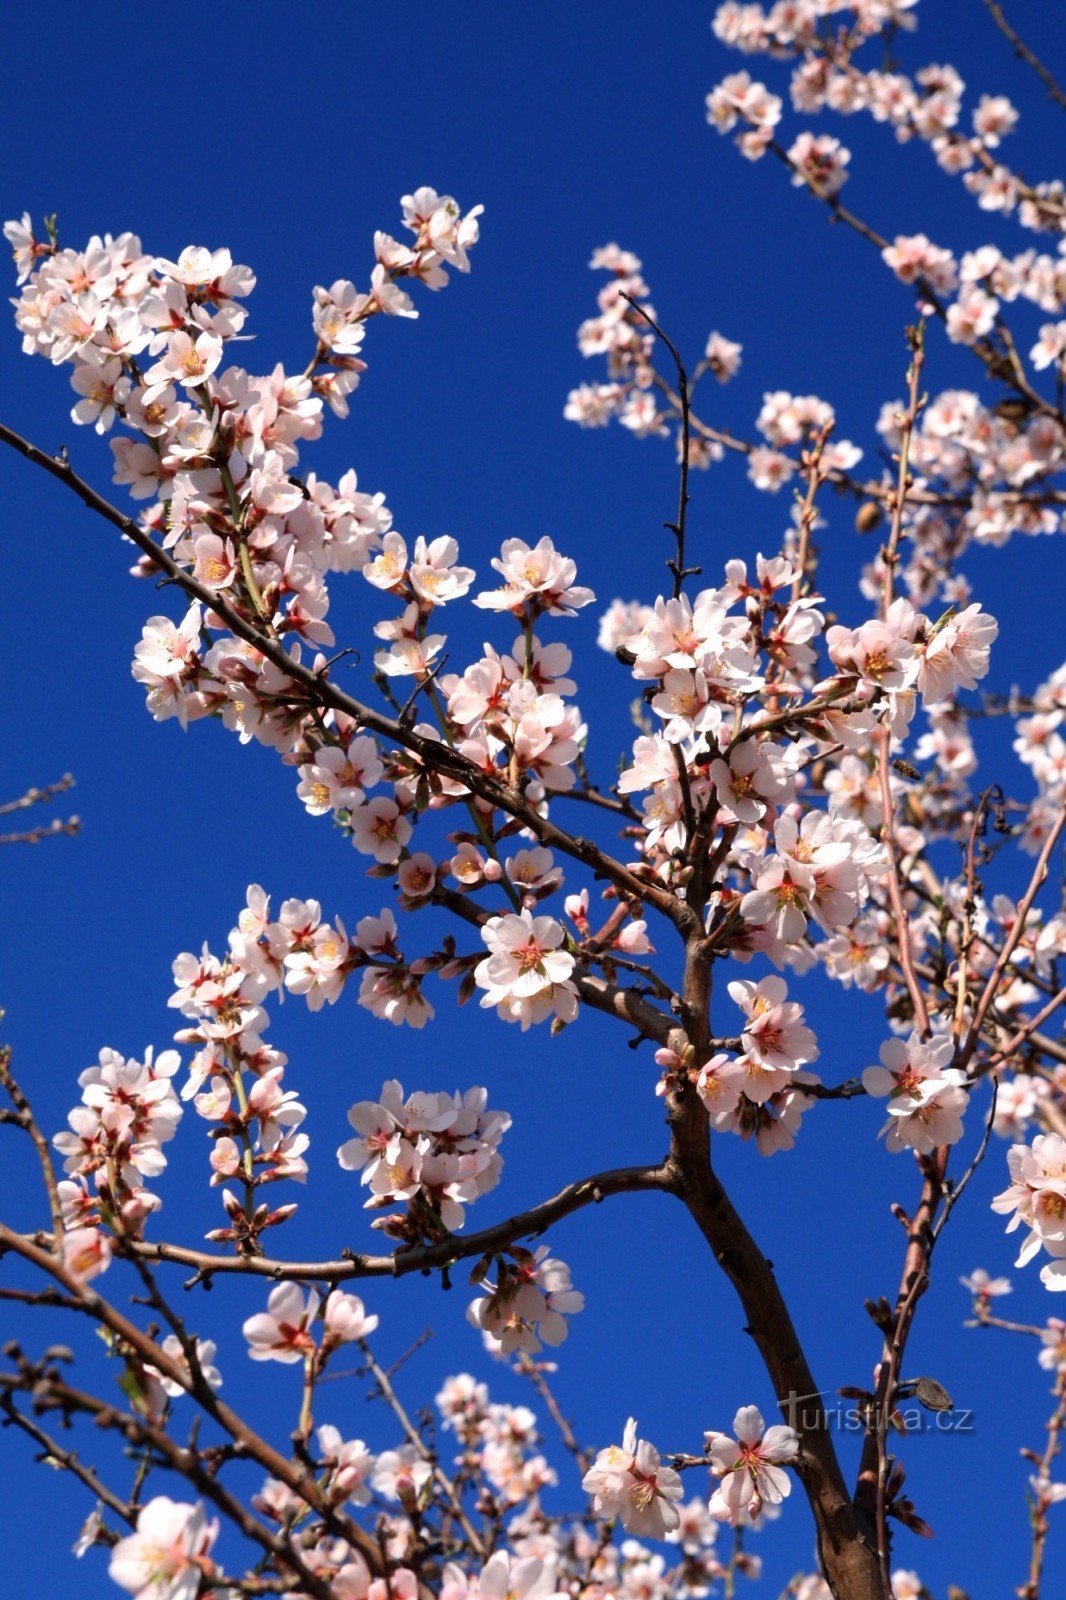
left=2, top=2, right=1065, bottom=1595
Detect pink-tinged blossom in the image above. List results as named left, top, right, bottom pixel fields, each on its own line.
left=695, top=1053, right=746, bottom=1120
left=323, top=1289, right=379, bottom=1343
left=469, top=1248, right=584, bottom=1354
left=148, top=1337, right=222, bottom=1400
left=597, top=597, right=654, bottom=653
left=625, top=590, right=757, bottom=683
left=826, top=599, right=917, bottom=690
left=787, top=132, right=850, bottom=197
left=462, top=1552, right=568, bottom=1600
left=473, top=538, right=594, bottom=617
left=409, top=534, right=475, bottom=606
left=704, top=330, right=743, bottom=381
left=705, top=1406, right=798, bottom=1525
left=993, top=1134, right=1066, bottom=1285
left=143, top=329, right=223, bottom=391
left=242, top=1281, right=320, bottom=1362
left=881, top=234, right=958, bottom=294
left=960, top=1269, right=1012, bottom=1302
left=349, top=796, right=412, bottom=864
left=109, top=1498, right=218, bottom=1600
left=475, top=911, right=577, bottom=1026
left=710, top=741, right=789, bottom=824
left=564, top=381, right=624, bottom=426
left=863, top=1033, right=968, bottom=1154
left=337, top=1081, right=509, bottom=1232
left=316, top=1426, right=376, bottom=1508
left=651, top=668, right=723, bottom=742
left=371, top=1446, right=433, bottom=1504
left=296, top=736, right=383, bottom=817
left=60, top=1225, right=112, bottom=1283
left=728, top=976, right=819, bottom=1073
left=914, top=604, right=998, bottom=702
left=582, top=1418, right=683, bottom=1539
left=946, top=288, right=998, bottom=345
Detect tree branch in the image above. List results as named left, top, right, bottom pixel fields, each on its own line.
left=0, top=420, right=695, bottom=938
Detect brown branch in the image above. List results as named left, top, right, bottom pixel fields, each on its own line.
left=662, top=935, right=881, bottom=1600
left=0, top=421, right=695, bottom=939
left=0, top=1388, right=136, bottom=1526
left=0, top=818, right=81, bottom=846
left=980, top=0, right=1066, bottom=111
left=0, top=1044, right=65, bottom=1241
left=664, top=1076, right=882, bottom=1600
left=0, top=1224, right=391, bottom=1583
left=875, top=728, right=931, bottom=1039
left=61, top=1163, right=675, bottom=1285
left=514, top=1352, right=592, bottom=1474
left=0, top=774, right=75, bottom=817
left=0, top=1368, right=335, bottom=1600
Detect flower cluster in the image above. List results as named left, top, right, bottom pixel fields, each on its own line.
left=994, top=1133, right=1066, bottom=1289
left=337, top=1078, right=510, bottom=1238
left=6, top=196, right=480, bottom=749
left=53, top=1045, right=183, bottom=1273
left=863, top=1031, right=970, bottom=1155
left=242, top=1282, right=378, bottom=1362
left=582, top=1418, right=684, bottom=1539
left=681, top=976, right=821, bottom=1156
left=467, top=1245, right=585, bottom=1353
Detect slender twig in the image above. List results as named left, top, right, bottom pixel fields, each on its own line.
left=980, top=0, right=1066, bottom=111
left=0, top=1392, right=135, bottom=1526
left=51, top=1163, right=675, bottom=1285
left=880, top=325, right=925, bottom=618
left=359, top=1337, right=487, bottom=1557
left=619, top=295, right=697, bottom=598
left=0, top=1045, right=65, bottom=1241
left=958, top=803, right=1066, bottom=1072
left=514, top=1352, right=592, bottom=1474
left=875, top=729, right=931, bottom=1039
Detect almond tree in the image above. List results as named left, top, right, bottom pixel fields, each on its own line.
left=2, top=7, right=1066, bottom=1600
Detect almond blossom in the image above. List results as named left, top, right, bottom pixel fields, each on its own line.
left=705, top=1406, right=798, bottom=1525
left=475, top=911, right=578, bottom=1029
left=582, top=1419, right=684, bottom=1539
left=863, top=1033, right=969, bottom=1154
left=109, top=1499, right=219, bottom=1600
left=242, top=1281, right=321, bottom=1363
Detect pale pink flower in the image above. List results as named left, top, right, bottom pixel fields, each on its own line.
left=349, top=796, right=412, bottom=864
left=476, top=911, right=575, bottom=1000
left=243, top=1282, right=320, bottom=1362
left=582, top=1418, right=683, bottom=1539
left=144, top=329, right=223, bottom=391
left=61, top=1225, right=112, bottom=1283
left=728, top=976, right=818, bottom=1071
left=109, top=1498, right=218, bottom=1600
left=705, top=1406, right=798, bottom=1525
left=323, top=1290, right=379, bottom=1343
left=915, top=604, right=998, bottom=702
left=960, top=1269, right=1011, bottom=1302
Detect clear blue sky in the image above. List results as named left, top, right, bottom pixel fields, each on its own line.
left=2, top=3, right=1064, bottom=1596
